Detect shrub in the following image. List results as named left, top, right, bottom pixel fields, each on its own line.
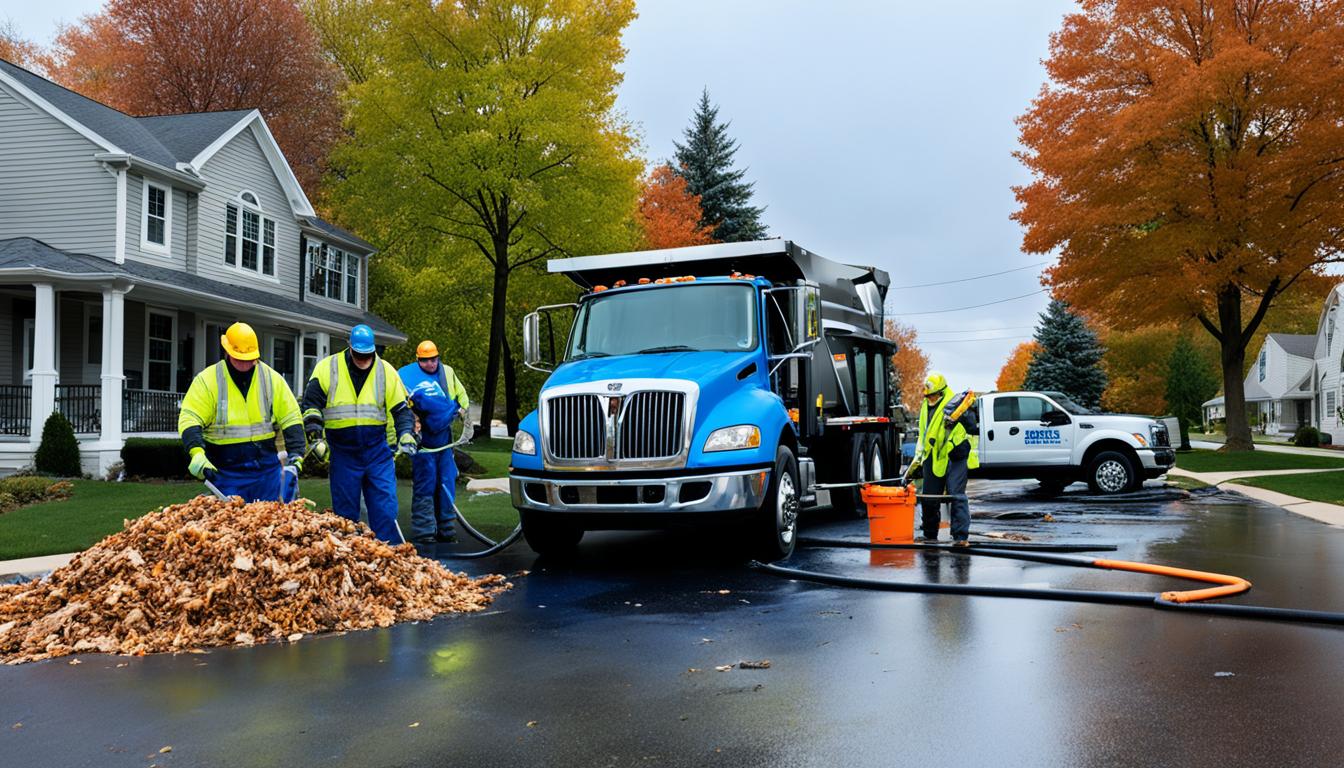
left=34, top=412, right=82, bottom=477
left=1293, top=425, right=1321, bottom=448
left=121, top=438, right=190, bottom=479
left=1321, top=432, right=1333, bottom=446
left=0, top=476, right=74, bottom=513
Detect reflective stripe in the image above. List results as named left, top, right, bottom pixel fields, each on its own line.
left=205, top=361, right=279, bottom=442
left=322, top=354, right=388, bottom=425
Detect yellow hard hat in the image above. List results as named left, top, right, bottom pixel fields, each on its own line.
left=923, top=372, right=948, bottom=396
left=221, top=322, right=260, bottom=361
left=416, top=340, right=439, bottom=359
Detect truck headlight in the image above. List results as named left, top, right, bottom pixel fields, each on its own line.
left=513, top=430, right=536, bottom=456
left=1131, top=432, right=1149, bottom=447
left=704, top=425, right=761, bottom=452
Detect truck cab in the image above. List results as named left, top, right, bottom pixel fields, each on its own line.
left=508, top=241, right=900, bottom=560
left=971, top=390, right=1175, bottom=493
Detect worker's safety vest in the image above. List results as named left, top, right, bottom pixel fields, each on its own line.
left=310, top=353, right=407, bottom=433
left=918, top=390, right=979, bottom=477
left=177, top=361, right=300, bottom=445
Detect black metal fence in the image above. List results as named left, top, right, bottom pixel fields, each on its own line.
left=56, top=384, right=101, bottom=434
left=0, top=385, right=30, bottom=436
left=123, top=388, right=183, bottom=433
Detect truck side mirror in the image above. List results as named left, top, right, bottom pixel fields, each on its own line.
left=794, top=283, right=821, bottom=347
left=523, top=303, right=577, bottom=373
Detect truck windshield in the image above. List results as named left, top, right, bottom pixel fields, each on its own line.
left=567, top=283, right=757, bottom=359
left=1044, top=392, right=1094, bottom=415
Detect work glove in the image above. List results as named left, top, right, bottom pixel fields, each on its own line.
left=398, top=432, right=419, bottom=456
left=306, top=426, right=328, bottom=462
left=287, top=454, right=304, bottom=472
left=283, top=463, right=299, bottom=481
left=188, top=448, right=217, bottom=481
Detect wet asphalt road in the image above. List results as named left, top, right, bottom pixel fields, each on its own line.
left=5, top=481, right=1344, bottom=767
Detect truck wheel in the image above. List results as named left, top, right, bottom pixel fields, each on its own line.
left=834, top=435, right=871, bottom=519
left=1086, top=451, right=1137, bottom=494
left=520, top=511, right=584, bottom=556
left=755, top=445, right=800, bottom=561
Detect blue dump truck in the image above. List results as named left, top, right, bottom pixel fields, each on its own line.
left=508, top=240, right=899, bottom=560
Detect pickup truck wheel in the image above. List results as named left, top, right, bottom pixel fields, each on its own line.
left=834, top=435, right=871, bottom=519
left=755, top=446, right=800, bottom=561
left=520, top=511, right=584, bottom=556
left=1087, top=451, right=1137, bottom=494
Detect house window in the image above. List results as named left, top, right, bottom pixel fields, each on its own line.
left=307, top=242, right=327, bottom=297
left=22, top=318, right=34, bottom=382
left=141, top=182, right=171, bottom=254
left=1328, top=307, right=1336, bottom=349
left=224, top=206, right=237, bottom=265
left=146, top=311, right=177, bottom=391
left=204, top=323, right=225, bottom=366
left=271, top=337, right=296, bottom=390
left=1258, top=349, right=1266, bottom=382
left=224, top=194, right=275, bottom=276
left=345, top=254, right=359, bottom=306
left=241, top=210, right=260, bottom=271
left=302, top=335, right=320, bottom=380
left=1327, top=390, right=1337, bottom=415
left=327, top=246, right=344, bottom=301
left=263, top=220, right=276, bottom=277
left=306, top=243, right=360, bottom=306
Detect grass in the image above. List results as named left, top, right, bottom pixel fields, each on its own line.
left=1165, top=475, right=1212, bottom=491
left=463, top=437, right=513, bottom=478
left=1237, top=471, right=1344, bottom=506
left=1173, top=449, right=1344, bottom=473
left=0, top=477, right=520, bottom=562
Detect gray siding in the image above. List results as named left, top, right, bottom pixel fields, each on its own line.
left=195, top=127, right=299, bottom=297
left=125, top=174, right=189, bottom=264
left=0, top=83, right=117, bottom=257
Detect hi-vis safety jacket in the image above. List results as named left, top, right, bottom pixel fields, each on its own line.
left=917, top=389, right=980, bottom=478
left=178, top=361, right=304, bottom=464
left=302, top=351, right=413, bottom=450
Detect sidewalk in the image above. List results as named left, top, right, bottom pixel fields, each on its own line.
left=0, top=552, right=76, bottom=581
left=1168, top=466, right=1344, bottom=528
left=1189, top=439, right=1344, bottom=458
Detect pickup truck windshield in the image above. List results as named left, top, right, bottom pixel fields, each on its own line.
left=1044, top=392, right=1094, bottom=416
left=567, top=283, right=757, bottom=359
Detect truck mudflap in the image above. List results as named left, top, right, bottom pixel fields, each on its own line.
left=510, top=467, right=771, bottom=516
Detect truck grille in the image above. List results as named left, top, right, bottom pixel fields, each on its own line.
left=618, top=391, right=686, bottom=459
left=546, top=394, right=605, bottom=459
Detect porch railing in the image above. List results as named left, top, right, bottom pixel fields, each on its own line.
left=0, top=385, right=31, bottom=436
left=122, top=388, right=183, bottom=434
left=56, top=384, right=102, bottom=434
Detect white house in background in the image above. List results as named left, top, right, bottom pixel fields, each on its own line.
left=0, top=57, right=405, bottom=475
left=1313, top=284, right=1344, bottom=442
left=1202, top=333, right=1316, bottom=435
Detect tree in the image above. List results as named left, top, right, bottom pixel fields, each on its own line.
left=637, top=164, right=715, bottom=249
left=322, top=0, right=642, bottom=435
left=673, top=89, right=767, bottom=242
left=0, top=20, right=40, bottom=68
left=46, top=0, right=342, bottom=193
left=1166, top=332, right=1221, bottom=450
left=995, top=341, right=1039, bottom=391
left=1024, top=299, right=1107, bottom=409
left=884, top=320, right=929, bottom=412
left=1015, top=1, right=1344, bottom=451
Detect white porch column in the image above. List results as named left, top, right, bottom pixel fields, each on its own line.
left=99, top=286, right=128, bottom=447
left=29, top=283, right=58, bottom=445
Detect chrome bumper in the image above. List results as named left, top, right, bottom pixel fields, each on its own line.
left=510, top=468, right=771, bottom=514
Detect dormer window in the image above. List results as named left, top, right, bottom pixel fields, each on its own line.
left=240, top=191, right=260, bottom=207
left=140, top=181, right=172, bottom=255
left=1258, top=348, right=1266, bottom=382
left=223, top=191, right=275, bottom=277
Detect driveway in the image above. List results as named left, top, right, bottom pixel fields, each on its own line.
left=4, top=481, right=1344, bottom=767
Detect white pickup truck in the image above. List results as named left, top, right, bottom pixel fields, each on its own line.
left=968, top=390, right=1175, bottom=494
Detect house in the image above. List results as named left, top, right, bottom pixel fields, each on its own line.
left=1201, top=333, right=1316, bottom=436
left=0, top=58, right=404, bottom=475
left=1312, top=283, right=1344, bottom=442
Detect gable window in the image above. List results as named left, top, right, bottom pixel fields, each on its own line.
left=141, top=182, right=172, bottom=255
left=1258, top=349, right=1266, bottom=382
left=223, top=192, right=275, bottom=277
left=307, top=241, right=327, bottom=297
left=306, top=242, right=360, bottom=306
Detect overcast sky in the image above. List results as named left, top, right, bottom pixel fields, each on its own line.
left=8, top=0, right=1078, bottom=390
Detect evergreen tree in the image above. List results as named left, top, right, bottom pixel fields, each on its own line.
left=1164, top=332, right=1220, bottom=449
left=1024, top=299, right=1108, bottom=409
left=672, top=89, right=767, bottom=242
left=34, top=411, right=82, bottom=477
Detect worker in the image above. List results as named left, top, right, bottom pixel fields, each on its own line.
left=914, top=372, right=979, bottom=547
left=398, top=340, right=471, bottom=544
left=178, top=322, right=305, bottom=501
left=301, top=324, right=417, bottom=544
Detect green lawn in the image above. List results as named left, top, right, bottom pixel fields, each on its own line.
left=1237, top=472, right=1344, bottom=506
left=1174, top=449, right=1344, bottom=473
left=463, top=437, right=513, bottom=478
left=0, top=477, right=519, bottom=561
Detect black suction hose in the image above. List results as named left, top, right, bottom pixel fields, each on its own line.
left=437, top=484, right=523, bottom=559
left=798, top=536, right=1117, bottom=554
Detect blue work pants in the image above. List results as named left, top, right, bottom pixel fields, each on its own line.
left=920, top=457, right=970, bottom=541
left=411, top=446, right=458, bottom=538
left=212, top=457, right=282, bottom=502
left=329, top=442, right=404, bottom=544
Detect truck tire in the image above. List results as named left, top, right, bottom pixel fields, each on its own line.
left=1086, top=450, right=1138, bottom=494
left=520, top=510, right=584, bottom=556
left=755, top=445, right=800, bottom=561
left=833, top=435, right=872, bottom=519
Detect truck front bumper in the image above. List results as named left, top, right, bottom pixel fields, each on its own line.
left=1138, top=447, right=1177, bottom=478
left=510, top=467, right=772, bottom=517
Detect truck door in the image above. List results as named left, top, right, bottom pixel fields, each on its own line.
left=985, top=394, right=1072, bottom=466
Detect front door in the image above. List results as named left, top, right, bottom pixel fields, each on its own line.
left=83, top=302, right=102, bottom=383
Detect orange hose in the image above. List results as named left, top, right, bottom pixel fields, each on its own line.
left=1093, top=558, right=1252, bottom=603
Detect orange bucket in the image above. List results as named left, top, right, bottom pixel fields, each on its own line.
left=861, top=484, right=916, bottom=544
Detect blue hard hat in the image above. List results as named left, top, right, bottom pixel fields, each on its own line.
left=349, top=324, right=376, bottom=354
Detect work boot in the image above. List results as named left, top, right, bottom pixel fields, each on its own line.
left=411, top=534, right=437, bottom=545
left=916, top=533, right=939, bottom=543
left=951, top=539, right=970, bottom=549
left=436, top=531, right=457, bottom=544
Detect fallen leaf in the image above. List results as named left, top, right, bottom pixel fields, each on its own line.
left=160, top=746, right=172, bottom=753
left=11, top=723, right=21, bottom=729
left=287, top=633, right=304, bottom=643
left=1214, top=671, right=1235, bottom=678
left=232, top=553, right=254, bottom=571
left=686, top=668, right=702, bottom=673
left=526, top=721, right=538, bottom=728
left=68, top=658, right=81, bottom=665
left=715, top=664, right=733, bottom=672
left=717, top=590, right=731, bottom=595
left=115, top=663, right=128, bottom=668
left=738, top=659, right=771, bottom=670
left=699, top=638, right=713, bottom=644
left=408, top=722, right=420, bottom=728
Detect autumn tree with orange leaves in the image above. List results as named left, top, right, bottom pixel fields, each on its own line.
left=0, top=21, right=39, bottom=68
left=638, top=164, right=715, bottom=250
left=995, top=341, right=1039, bottom=392
left=885, top=321, right=930, bottom=412
left=46, top=0, right=341, bottom=193
left=1015, top=0, right=1344, bottom=451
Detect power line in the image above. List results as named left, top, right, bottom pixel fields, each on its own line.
left=915, top=325, right=1037, bottom=335
left=888, top=261, right=1048, bottom=290
left=888, top=289, right=1048, bottom=316
left=918, top=335, right=1032, bottom=345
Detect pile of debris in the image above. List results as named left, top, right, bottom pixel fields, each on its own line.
left=0, top=497, right=510, bottom=664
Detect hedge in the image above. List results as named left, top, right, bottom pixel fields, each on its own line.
left=121, top=438, right=190, bottom=479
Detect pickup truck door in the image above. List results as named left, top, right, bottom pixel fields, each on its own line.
left=983, top=394, right=1072, bottom=466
